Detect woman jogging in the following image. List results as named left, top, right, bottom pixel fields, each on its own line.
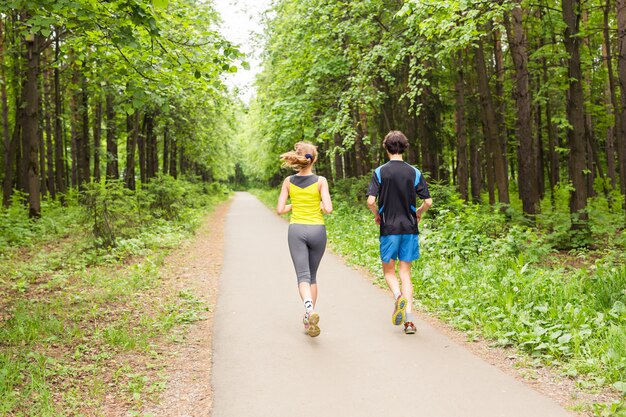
left=276, top=141, right=333, bottom=337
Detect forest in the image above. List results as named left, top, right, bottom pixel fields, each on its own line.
left=244, top=0, right=626, bottom=229
left=2, top=0, right=626, bottom=415
left=0, top=0, right=243, bottom=219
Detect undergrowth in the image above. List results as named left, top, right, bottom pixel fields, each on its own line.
left=0, top=176, right=230, bottom=416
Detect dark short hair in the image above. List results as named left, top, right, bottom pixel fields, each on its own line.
left=383, top=131, right=409, bottom=154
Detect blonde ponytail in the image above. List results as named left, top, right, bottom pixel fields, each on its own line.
left=280, top=141, right=318, bottom=171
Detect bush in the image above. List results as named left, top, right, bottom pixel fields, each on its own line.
left=0, top=192, right=83, bottom=253
left=141, top=174, right=186, bottom=220
left=331, top=175, right=371, bottom=205
left=82, top=180, right=142, bottom=248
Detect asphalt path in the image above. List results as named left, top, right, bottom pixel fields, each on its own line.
left=211, top=192, right=573, bottom=417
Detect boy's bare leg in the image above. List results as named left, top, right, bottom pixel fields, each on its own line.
left=398, top=261, right=413, bottom=314
left=382, top=260, right=401, bottom=296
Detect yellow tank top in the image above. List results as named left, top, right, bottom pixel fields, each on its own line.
left=289, top=175, right=324, bottom=225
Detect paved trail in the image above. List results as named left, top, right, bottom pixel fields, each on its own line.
left=211, top=192, right=573, bottom=417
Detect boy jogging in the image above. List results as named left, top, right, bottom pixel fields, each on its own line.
left=366, top=131, right=433, bottom=334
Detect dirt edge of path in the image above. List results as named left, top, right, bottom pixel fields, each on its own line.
left=142, top=200, right=231, bottom=417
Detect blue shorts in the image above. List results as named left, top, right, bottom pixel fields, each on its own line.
left=379, top=234, right=419, bottom=263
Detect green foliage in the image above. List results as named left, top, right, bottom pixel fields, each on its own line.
left=0, top=0, right=244, bottom=209
left=0, top=178, right=230, bottom=415
left=81, top=177, right=231, bottom=248
left=83, top=180, right=139, bottom=248
left=248, top=188, right=280, bottom=217
left=0, top=195, right=85, bottom=258
left=332, top=175, right=371, bottom=205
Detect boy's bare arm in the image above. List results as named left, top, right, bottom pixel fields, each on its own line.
left=366, top=195, right=377, bottom=214
left=416, top=198, right=433, bottom=222
left=367, top=195, right=381, bottom=224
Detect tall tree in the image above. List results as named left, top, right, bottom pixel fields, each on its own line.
left=505, top=2, right=540, bottom=215
left=105, top=92, right=118, bottom=180
left=616, top=0, right=626, bottom=198
left=125, top=112, right=139, bottom=190
left=474, top=38, right=509, bottom=205
left=20, top=21, right=43, bottom=217
left=562, top=0, right=590, bottom=224
left=455, top=51, right=469, bottom=202
left=604, top=0, right=618, bottom=189
left=93, top=96, right=102, bottom=181
left=53, top=33, right=66, bottom=198
left=0, top=18, right=13, bottom=207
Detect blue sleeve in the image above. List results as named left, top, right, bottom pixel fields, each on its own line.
left=415, top=173, right=430, bottom=200
left=366, top=170, right=381, bottom=197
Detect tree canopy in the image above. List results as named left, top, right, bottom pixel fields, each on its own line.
left=243, top=0, right=626, bottom=233
left=0, top=0, right=246, bottom=215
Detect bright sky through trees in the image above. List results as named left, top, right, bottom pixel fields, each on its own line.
left=214, top=0, right=271, bottom=101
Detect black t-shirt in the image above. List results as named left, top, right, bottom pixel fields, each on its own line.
left=366, top=160, right=431, bottom=236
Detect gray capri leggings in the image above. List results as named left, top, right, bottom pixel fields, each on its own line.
left=287, top=224, right=327, bottom=285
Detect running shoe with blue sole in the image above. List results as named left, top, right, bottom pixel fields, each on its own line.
left=392, top=296, right=407, bottom=326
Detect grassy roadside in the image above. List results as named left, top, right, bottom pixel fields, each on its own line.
left=0, top=177, right=230, bottom=416
left=251, top=182, right=626, bottom=416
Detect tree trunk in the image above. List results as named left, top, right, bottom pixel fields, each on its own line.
left=582, top=9, right=597, bottom=198
left=3, top=113, right=21, bottom=206
left=53, top=33, right=66, bottom=198
left=179, top=140, right=186, bottom=176
left=124, top=111, right=139, bottom=189
left=415, top=67, right=441, bottom=180
left=474, top=39, right=509, bottom=205
left=170, top=137, right=177, bottom=178
left=21, top=27, right=42, bottom=217
left=333, top=133, right=343, bottom=181
left=145, top=112, right=156, bottom=180
left=505, top=5, right=539, bottom=215
left=602, top=0, right=622, bottom=188
left=79, top=71, right=90, bottom=185
left=455, top=52, right=469, bottom=201
left=615, top=0, right=626, bottom=199
left=604, top=0, right=618, bottom=189
left=1, top=21, right=13, bottom=207
left=317, top=137, right=332, bottom=180
left=344, top=148, right=354, bottom=177
left=93, top=96, right=102, bottom=181
left=162, top=122, right=169, bottom=176
left=470, top=132, right=483, bottom=203
left=138, top=114, right=146, bottom=183
left=38, top=90, right=46, bottom=196
left=352, top=108, right=365, bottom=177
left=406, top=111, right=418, bottom=165
left=492, top=27, right=510, bottom=193
left=105, top=93, right=118, bottom=180
left=542, top=54, right=560, bottom=197
left=43, top=50, right=55, bottom=198
left=69, top=69, right=79, bottom=187
left=467, top=69, right=486, bottom=203
left=536, top=95, right=546, bottom=200
left=563, top=0, right=589, bottom=224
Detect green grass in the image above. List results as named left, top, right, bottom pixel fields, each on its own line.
left=0, top=177, right=230, bottom=416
